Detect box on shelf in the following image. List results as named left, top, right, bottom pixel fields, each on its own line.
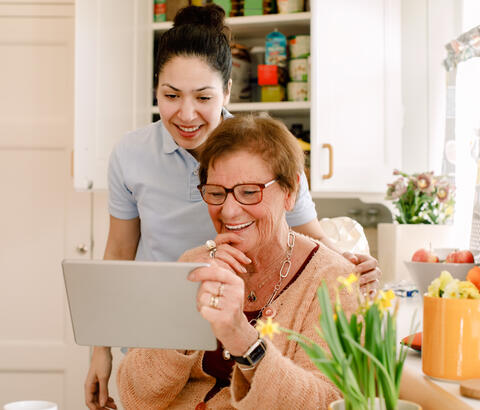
left=261, top=85, right=285, bottom=102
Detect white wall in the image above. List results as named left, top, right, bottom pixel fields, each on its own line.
left=401, top=0, right=463, bottom=174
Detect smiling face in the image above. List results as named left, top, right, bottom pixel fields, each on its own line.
left=156, top=56, right=231, bottom=153
left=206, top=150, right=296, bottom=255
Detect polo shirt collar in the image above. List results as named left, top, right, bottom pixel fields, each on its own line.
left=160, top=121, right=180, bottom=154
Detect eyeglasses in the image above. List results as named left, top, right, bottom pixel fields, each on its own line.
left=197, top=179, right=277, bottom=205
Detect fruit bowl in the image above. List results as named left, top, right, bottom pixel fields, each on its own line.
left=404, top=261, right=477, bottom=295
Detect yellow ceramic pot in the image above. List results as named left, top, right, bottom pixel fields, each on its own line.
left=423, top=295, right=480, bottom=380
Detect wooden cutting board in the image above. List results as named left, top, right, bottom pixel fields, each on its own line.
left=460, top=379, right=480, bottom=400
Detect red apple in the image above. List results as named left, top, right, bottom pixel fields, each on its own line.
left=445, top=250, right=474, bottom=263
left=411, top=248, right=439, bottom=263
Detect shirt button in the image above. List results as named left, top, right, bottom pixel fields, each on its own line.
left=195, top=402, right=207, bottom=410
left=193, top=167, right=199, bottom=176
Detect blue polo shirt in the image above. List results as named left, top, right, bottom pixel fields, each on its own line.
left=108, top=120, right=317, bottom=261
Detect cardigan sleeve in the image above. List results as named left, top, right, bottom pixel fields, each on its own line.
left=117, top=348, right=201, bottom=409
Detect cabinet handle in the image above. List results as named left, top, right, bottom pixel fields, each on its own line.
left=322, top=143, right=333, bottom=180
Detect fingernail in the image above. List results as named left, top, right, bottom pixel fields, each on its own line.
left=245, top=257, right=252, bottom=263
left=242, top=266, right=247, bottom=273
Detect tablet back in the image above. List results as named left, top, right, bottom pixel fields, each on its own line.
left=62, top=259, right=216, bottom=350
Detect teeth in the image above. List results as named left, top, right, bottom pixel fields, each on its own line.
left=225, top=221, right=253, bottom=230
left=178, top=125, right=200, bottom=132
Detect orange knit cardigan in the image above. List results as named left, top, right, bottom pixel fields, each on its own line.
left=117, top=243, right=357, bottom=409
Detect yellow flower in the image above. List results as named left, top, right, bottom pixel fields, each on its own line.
left=256, top=317, right=280, bottom=340
left=427, top=278, right=441, bottom=297
left=337, top=273, right=358, bottom=292
left=375, top=289, right=395, bottom=312
left=458, top=281, right=480, bottom=299
left=443, top=279, right=460, bottom=299
left=439, top=270, right=454, bottom=289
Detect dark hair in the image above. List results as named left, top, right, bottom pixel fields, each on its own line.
left=199, top=115, right=305, bottom=194
left=154, top=5, right=232, bottom=91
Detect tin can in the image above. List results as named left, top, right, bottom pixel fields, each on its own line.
left=288, top=58, right=308, bottom=82
left=154, top=0, right=166, bottom=22
left=287, top=82, right=308, bottom=101
left=288, top=35, right=310, bottom=58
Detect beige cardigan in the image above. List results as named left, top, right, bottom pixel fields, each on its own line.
left=117, top=243, right=357, bottom=409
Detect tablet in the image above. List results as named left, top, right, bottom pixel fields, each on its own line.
left=62, top=259, right=216, bottom=350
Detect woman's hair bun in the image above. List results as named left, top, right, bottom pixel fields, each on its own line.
left=174, top=4, right=226, bottom=33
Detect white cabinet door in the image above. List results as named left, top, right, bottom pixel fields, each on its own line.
left=74, top=0, right=151, bottom=191
left=310, top=0, right=402, bottom=193
left=0, top=4, right=90, bottom=409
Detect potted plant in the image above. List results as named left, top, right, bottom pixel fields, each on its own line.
left=377, top=170, right=456, bottom=284
left=256, top=275, right=420, bottom=410
left=423, top=269, right=480, bottom=380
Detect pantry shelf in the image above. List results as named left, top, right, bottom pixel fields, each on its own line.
left=152, top=12, right=311, bottom=37
left=150, top=101, right=310, bottom=117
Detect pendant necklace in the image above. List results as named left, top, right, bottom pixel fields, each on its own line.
left=246, top=229, right=295, bottom=312
left=223, top=230, right=296, bottom=361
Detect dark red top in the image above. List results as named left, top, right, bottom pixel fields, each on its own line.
left=202, top=244, right=319, bottom=402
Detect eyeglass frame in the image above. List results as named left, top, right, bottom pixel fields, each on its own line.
left=197, top=179, right=278, bottom=205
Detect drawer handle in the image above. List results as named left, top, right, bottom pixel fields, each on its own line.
left=322, top=143, right=333, bottom=180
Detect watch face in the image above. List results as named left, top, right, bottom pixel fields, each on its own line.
left=249, top=342, right=266, bottom=364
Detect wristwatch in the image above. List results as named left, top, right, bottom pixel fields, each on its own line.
left=230, top=338, right=267, bottom=366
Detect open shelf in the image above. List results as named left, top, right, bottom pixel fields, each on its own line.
left=152, top=12, right=311, bottom=37
left=150, top=101, right=310, bottom=117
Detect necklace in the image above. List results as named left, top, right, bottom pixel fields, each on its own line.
left=247, top=230, right=296, bottom=318
left=223, top=230, right=296, bottom=361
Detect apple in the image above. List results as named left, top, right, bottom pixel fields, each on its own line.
left=445, top=250, right=474, bottom=263
left=411, top=248, right=439, bottom=263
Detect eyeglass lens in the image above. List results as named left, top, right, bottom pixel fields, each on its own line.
left=202, top=184, right=263, bottom=205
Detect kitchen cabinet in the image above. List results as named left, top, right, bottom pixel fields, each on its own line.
left=74, top=0, right=401, bottom=193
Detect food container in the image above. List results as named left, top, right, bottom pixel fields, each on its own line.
left=287, top=81, right=308, bottom=101
left=261, top=85, right=285, bottom=102
left=423, top=295, right=480, bottom=380
left=288, top=58, right=308, bottom=82
left=230, top=44, right=251, bottom=102
left=288, top=35, right=310, bottom=58
left=265, top=30, right=287, bottom=67
left=277, top=0, right=304, bottom=13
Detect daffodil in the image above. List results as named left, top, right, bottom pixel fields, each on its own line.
left=337, top=273, right=358, bottom=292
left=443, top=280, right=460, bottom=299
left=458, top=280, right=480, bottom=299
left=256, top=317, right=280, bottom=340
left=375, top=289, right=395, bottom=312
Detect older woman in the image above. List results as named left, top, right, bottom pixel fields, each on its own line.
left=116, top=115, right=358, bottom=409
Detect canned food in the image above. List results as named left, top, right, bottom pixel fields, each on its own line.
left=288, top=35, right=310, bottom=59
left=288, top=58, right=308, bottom=82
left=287, top=82, right=308, bottom=101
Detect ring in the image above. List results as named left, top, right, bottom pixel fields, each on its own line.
left=205, top=240, right=217, bottom=251
left=209, top=295, right=219, bottom=309
left=209, top=249, right=216, bottom=259
left=217, top=283, right=225, bottom=297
